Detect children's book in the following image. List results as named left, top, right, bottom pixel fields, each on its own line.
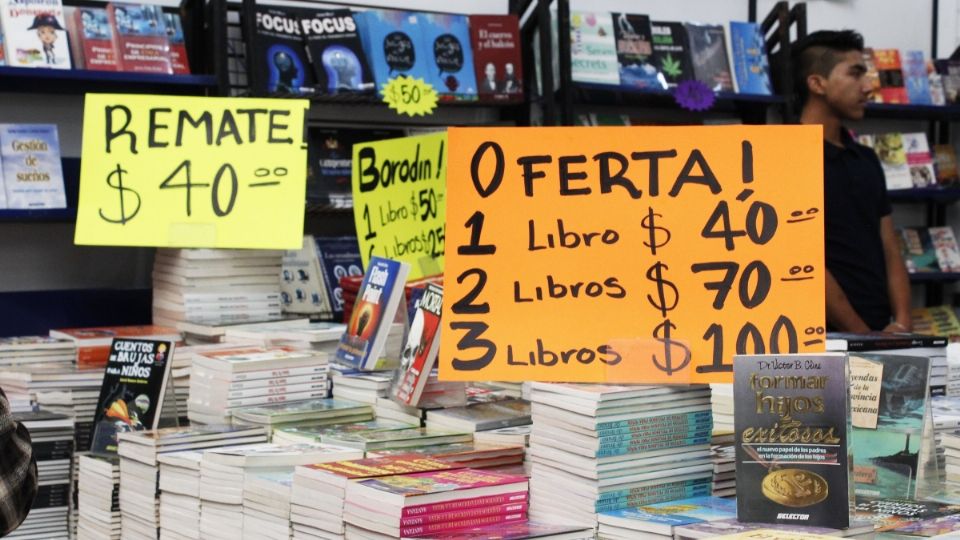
left=0, top=0, right=71, bottom=69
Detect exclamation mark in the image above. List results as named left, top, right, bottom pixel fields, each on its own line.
left=738, top=140, right=754, bottom=201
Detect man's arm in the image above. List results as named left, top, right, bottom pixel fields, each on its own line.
left=0, top=387, right=37, bottom=537
left=879, top=215, right=913, bottom=332
left=826, top=269, right=871, bottom=332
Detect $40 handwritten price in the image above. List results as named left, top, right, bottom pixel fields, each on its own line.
left=99, top=159, right=287, bottom=224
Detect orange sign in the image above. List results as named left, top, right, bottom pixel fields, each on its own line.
left=439, top=126, right=825, bottom=384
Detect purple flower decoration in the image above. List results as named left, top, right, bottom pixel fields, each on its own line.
left=673, top=80, right=716, bottom=112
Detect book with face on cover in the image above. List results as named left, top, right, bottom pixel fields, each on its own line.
left=0, top=0, right=70, bottom=69
left=469, top=15, right=523, bottom=101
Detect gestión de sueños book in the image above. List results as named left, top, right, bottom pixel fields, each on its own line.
left=734, top=353, right=853, bottom=529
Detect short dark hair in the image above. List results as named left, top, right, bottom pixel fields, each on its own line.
left=791, top=30, right=864, bottom=105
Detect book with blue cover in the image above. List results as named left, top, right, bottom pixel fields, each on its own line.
left=904, top=50, right=933, bottom=105
left=418, top=13, right=477, bottom=99
left=314, top=236, right=364, bottom=320
left=729, top=21, right=772, bottom=95
left=335, top=256, right=410, bottom=370
left=356, top=9, right=430, bottom=95
left=248, top=5, right=316, bottom=96
left=0, top=124, right=66, bottom=209
left=302, top=9, right=374, bottom=94
left=598, top=496, right=737, bottom=536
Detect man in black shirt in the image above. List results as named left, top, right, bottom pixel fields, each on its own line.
left=793, top=30, right=912, bottom=332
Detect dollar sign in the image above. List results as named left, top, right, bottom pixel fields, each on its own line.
left=646, top=262, right=679, bottom=317
left=98, top=164, right=141, bottom=225
left=652, top=319, right=691, bottom=376
left=641, top=207, right=671, bottom=255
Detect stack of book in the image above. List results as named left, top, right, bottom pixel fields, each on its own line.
left=76, top=453, right=120, bottom=540
left=49, top=325, right=181, bottom=369
left=322, top=426, right=474, bottom=453
left=187, top=346, right=332, bottom=425
left=280, top=235, right=363, bottom=321
left=709, top=384, right=734, bottom=435
left=474, top=425, right=532, bottom=448
left=672, top=518, right=876, bottom=538
left=942, top=433, right=960, bottom=490
left=290, top=455, right=456, bottom=539
left=369, top=441, right=526, bottom=470
left=9, top=411, right=74, bottom=540
left=199, top=443, right=362, bottom=539
left=374, top=396, right=424, bottom=426
left=343, top=468, right=530, bottom=537
left=415, top=371, right=468, bottom=409
left=710, top=442, right=736, bottom=498
left=424, top=399, right=532, bottom=432
left=157, top=450, right=204, bottom=540
left=330, top=369, right=393, bottom=405
left=0, top=336, right=74, bottom=372
left=115, top=426, right=269, bottom=540
left=242, top=471, right=296, bottom=539
left=177, top=318, right=312, bottom=345
left=828, top=332, right=949, bottom=396
left=229, top=398, right=375, bottom=432
left=932, top=396, right=960, bottom=471
left=272, top=418, right=417, bottom=445
left=597, top=496, right=738, bottom=539
left=152, top=248, right=284, bottom=328
left=224, top=322, right=346, bottom=354
left=527, top=383, right=714, bottom=528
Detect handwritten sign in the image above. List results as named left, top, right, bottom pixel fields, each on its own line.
left=440, top=126, right=825, bottom=384
left=352, top=132, right=447, bottom=279
left=75, top=94, right=308, bottom=249
left=382, top=76, right=439, bottom=117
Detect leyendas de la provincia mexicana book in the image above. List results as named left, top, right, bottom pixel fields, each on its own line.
left=734, top=353, right=853, bottom=529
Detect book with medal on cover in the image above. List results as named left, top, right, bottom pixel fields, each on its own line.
left=91, top=338, right=175, bottom=454
left=734, top=353, right=852, bottom=529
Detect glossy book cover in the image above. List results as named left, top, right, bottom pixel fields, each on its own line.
left=355, top=468, right=526, bottom=497
left=335, top=256, right=409, bottom=370
left=734, top=354, right=852, bottom=528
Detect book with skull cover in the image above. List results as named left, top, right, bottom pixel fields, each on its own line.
left=91, top=338, right=175, bottom=454
left=734, top=353, right=852, bottom=529
left=392, top=283, right=443, bottom=407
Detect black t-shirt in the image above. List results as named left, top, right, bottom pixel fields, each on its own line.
left=823, top=129, right=893, bottom=331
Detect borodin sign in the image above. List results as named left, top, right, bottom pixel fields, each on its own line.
left=75, top=94, right=308, bottom=249
left=439, top=126, right=826, bottom=384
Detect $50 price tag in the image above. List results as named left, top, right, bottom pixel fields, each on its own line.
left=74, top=94, right=308, bottom=250
left=382, top=76, right=439, bottom=117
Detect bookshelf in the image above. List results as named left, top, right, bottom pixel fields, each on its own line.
left=0, top=66, right=217, bottom=96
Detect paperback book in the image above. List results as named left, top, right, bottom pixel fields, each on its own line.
left=729, top=21, right=771, bottom=95
left=162, top=11, right=189, bottom=74
left=684, top=22, right=734, bottom=92
left=469, top=14, right=523, bottom=100
left=302, top=9, right=373, bottom=94
left=248, top=5, right=316, bottom=95
left=0, top=123, right=66, bottom=209
left=651, top=21, right=693, bottom=87
left=72, top=7, right=118, bottom=70
left=419, top=13, right=477, bottom=98
left=903, top=50, right=932, bottom=104
left=107, top=3, right=172, bottom=74
left=734, top=353, right=852, bottom=529
left=356, top=9, right=430, bottom=95
left=392, top=282, right=443, bottom=407
left=0, top=0, right=71, bottom=69
left=874, top=48, right=907, bottom=103
left=611, top=13, right=664, bottom=90
left=569, top=10, right=619, bottom=85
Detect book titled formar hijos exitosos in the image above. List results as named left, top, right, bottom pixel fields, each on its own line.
left=734, top=353, right=853, bottom=530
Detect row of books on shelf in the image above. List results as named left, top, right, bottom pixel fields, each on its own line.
left=866, top=49, right=960, bottom=106
left=856, top=131, right=960, bottom=191
left=248, top=6, right=522, bottom=101
left=0, top=0, right=190, bottom=75
left=899, top=226, right=960, bottom=274
left=0, top=123, right=65, bottom=210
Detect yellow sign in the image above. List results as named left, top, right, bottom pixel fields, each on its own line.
left=75, top=94, right=308, bottom=249
left=440, top=126, right=826, bottom=384
left=382, top=76, right=439, bottom=117
left=352, top=132, right=446, bottom=279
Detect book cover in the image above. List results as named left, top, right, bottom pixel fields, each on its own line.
left=651, top=21, right=693, bottom=88
left=674, top=517, right=860, bottom=538
left=853, top=497, right=960, bottom=531
left=0, top=124, right=66, bottom=209
left=107, top=3, right=172, bottom=74
left=397, top=521, right=591, bottom=540
left=315, top=236, right=364, bottom=320
left=335, top=256, right=410, bottom=370
left=248, top=5, right=315, bottom=95
left=569, top=10, right=619, bottom=85
left=902, top=132, right=936, bottom=188
left=729, top=21, right=771, bottom=95
left=863, top=48, right=883, bottom=102
left=400, top=502, right=527, bottom=527
left=684, top=22, right=734, bottom=92
left=162, top=11, right=189, bottom=74
left=611, top=13, right=664, bottom=90
left=280, top=235, right=327, bottom=315
left=393, top=282, right=442, bottom=407
left=826, top=331, right=947, bottom=351
left=354, top=468, right=526, bottom=498
left=469, top=15, right=523, bottom=101
left=0, top=0, right=70, bottom=69
left=850, top=354, right=931, bottom=499
left=930, top=226, right=960, bottom=273
left=231, top=398, right=370, bottom=423
left=280, top=418, right=414, bottom=442
left=356, top=9, right=430, bottom=95
left=599, top=496, right=737, bottom=534
left=398, top=512, right=525, bottom=536
left=936, top=59, right=960, bottom=104
left=860, top=132, right=913, bottom=190
left=305, top=128, right=400, bottom=205
left=903, top=50, right=932, bottom=104
left=301, top=454, right=455, bottom=479
left=874, top=49, right=908, bottom=103
left=734, top=353, right=852, bottom=528
left=326, top=427, right=472, bottom=450
left=419, top=13, right=477, bottom=99
left=934, top=144, right=960, bottom=185
left=901, top=227, right=939, bottom=273
left=302, top=9, right=373, bottom=94
left=73, top=7, right=118, bottom=70
left=91, top=338, right=175, bottom=454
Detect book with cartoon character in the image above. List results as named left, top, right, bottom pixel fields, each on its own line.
left=91, top=338, right=176, bottom=454
left=0, top=0, right=71, bottom=69
left=392, top=282, right=442, bottom=407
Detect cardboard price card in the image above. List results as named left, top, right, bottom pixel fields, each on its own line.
left=440, top=126, right=826, bottom=384
left=75, top=94, right=308, bottom=249
left=352, top=132, right=447, bottom=279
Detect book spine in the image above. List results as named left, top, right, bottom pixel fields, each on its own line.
left=77, top=345, right=112, bottom=369
left=34, top=483, right=71, bottom=509
left=224, top=389, right=329, bottom=408
left=595, top=482, right=712, bottom=512
left=401, top=491, right=529, bottom=518
left=223, top=381, right=330, bottom=400
left=595, top=420, right=714, bottom=441
left=596, top=477, right=712, bottom=505
left=226, top=365, right=329, bottom=381
left=399, top=502, right=527, bottom=527
left=215, top=373, right=329, bottom=391
left=594, top=434, right=713, bottom=457
left=595, top=409, right=713, bottom=430
left=399, top=510, right=526, bottom=536
left=33, top=440, right=75, bottom=461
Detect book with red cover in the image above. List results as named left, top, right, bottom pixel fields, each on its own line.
left=162, top=11, right=189, bottom=74
left=73, top=7, right=119, bottom=70
left=49, top=325, right=181, bottom=369
left=400, top=501, right=528, bottom=527
left=874, top=48, right=908, bottom=103
left=106, top=2, right=172, bottom=74
left=427, top=521, right=593, bottom=539
left=469, top=14, right=523, bottom=102
left=393, top=283, right=443, bottom=407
